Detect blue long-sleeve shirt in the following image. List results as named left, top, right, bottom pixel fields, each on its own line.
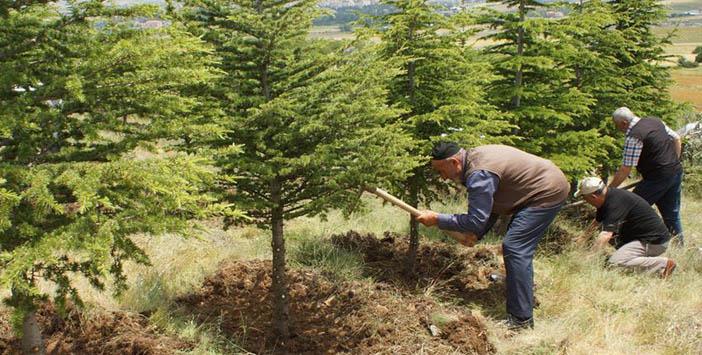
left=437, top=170, right=499, bottom=238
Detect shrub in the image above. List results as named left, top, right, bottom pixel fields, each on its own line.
left=694, top=46, right=702, bottom=63
left=678, top=56, right=699, bottom=68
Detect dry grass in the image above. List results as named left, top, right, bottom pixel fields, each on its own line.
left=671, top=67, right=702, bottom=111
left=663, top=0, right=702, bottom=12
left=656, top=26, right=702, bottom=44
left=125, top=193, right=699, bottom=354
left=2, top=190, right=700, bottom=354
left=490, top=196, right=702, bottom=354
left=308, top=25, right=355, bottom=40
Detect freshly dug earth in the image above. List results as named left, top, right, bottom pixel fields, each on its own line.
left=0, top=304, right=191, bottom=355
left=178, top=258, right=495, bottom=354
left=331, top=231, right=507, bottom=310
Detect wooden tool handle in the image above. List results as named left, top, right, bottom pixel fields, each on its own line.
left=366, top=187, right=477, bottom=247
left=367, top=187, right=421, bottom=217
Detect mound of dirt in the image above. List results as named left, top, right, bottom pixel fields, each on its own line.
left=0, top=315, right=12, bottom=352
left=0, top=304, right=191, bottom=355
left=331, top=231, right=506, bottom=310
left=177, top=259, right=494, bottom=354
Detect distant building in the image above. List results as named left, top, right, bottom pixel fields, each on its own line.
left=142, top=20, right=165, bottom=29
left=545, top=11, right=564, bottom=19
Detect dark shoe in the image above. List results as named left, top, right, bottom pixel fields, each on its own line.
left=661, top=259, right=676, bottom=279
left=502, top=314, right=534, bottom=331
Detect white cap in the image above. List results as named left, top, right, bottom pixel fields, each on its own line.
left=574, top=177, right=605, bottom=197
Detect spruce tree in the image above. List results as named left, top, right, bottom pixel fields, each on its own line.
left=606, top=0, right=679, bottom=119
left=179, top=0, right=417, bottom=345
left=478, top=0, right=610, bottom=179
left=558, top=0, right=680, bottom=174
left=0, top=1, right=230, bottom=352
left=366, top=0, right=511, bottom=272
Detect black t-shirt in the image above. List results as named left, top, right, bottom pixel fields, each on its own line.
left=596, top=188, right=670, bottom=248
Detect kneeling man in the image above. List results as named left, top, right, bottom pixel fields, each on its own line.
left=575, top=177, right=676, bottom=278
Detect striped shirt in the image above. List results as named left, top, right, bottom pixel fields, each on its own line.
left=622, top=117, right=679, bottom=167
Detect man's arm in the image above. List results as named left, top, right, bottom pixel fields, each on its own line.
left=414, top=211, right=479, bottom=247
left=664, top=123, right=682, bottom=158
left=447, top=230, right=479, bottom=247
left=593, top=231, right=614, bottom=250
left=609, top=165, right=632, bottom=188
left=436, top=170, right=498, bottom=237
left=611, top=135, right=642, bottom=187
left=575, top=219, right=599, bottom=245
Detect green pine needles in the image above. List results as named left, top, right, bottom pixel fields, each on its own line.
left=0, top=0, right=236, bottom=345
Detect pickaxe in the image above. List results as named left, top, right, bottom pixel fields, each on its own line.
left=365, top=187, right=476, bottom=246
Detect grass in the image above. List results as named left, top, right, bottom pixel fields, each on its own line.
left=671, top=66, right=702, bottom=111
left=308, top=25, right=355, bottom=40
left=109, top=190, right=702, bottom=353
left=664, top=0, right=702, bottom=13
left=493, top=196, right=702, bottom=354
left=2, top=188, right=700, bottom=353
left=660, top=27, right=702, bottom=43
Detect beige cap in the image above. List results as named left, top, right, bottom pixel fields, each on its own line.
left=574, top=177, right=605, bottom=197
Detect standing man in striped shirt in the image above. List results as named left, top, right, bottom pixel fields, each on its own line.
left=609, top=107, right=684, bottom=245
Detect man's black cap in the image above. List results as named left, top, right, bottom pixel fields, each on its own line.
left=430, top=141, right=461, bottom=160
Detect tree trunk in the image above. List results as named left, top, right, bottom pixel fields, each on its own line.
left=405, top=179, right=420, bottom=275
left=270, top=179, right=289, bottom=352
left=511, top=0, right=526, bottom=109
left=404, top=21, right=418, bottom=275
left=21, top=309, right=44, bottom=355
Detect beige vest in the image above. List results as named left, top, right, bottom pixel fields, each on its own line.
left=464, top=145, right=570, bottom=215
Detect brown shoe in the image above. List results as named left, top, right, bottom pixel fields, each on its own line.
left=661, top=259, right=676, bottom=279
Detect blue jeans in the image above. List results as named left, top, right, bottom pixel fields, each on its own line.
left=633, top=169, right=684, bottom=244
left=503, top=202, right=563, bottom=320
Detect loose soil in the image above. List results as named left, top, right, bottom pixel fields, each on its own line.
left=1, top=231, right=504, bottom=354
left=0, top=304, right=191, bottom=355
left=177, top=231, right=502, bottom=354
left=331, top=231, right=507, bottom=311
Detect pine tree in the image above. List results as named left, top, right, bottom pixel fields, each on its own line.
left=606, top=0, right=679, bottom=120
left=557, top=0, right=681, bottom=175
left=0, top=1, right=233, bottom=351
left=178, top=0, right=417, bottom=345
left=365, top=0, right=512, bottom=272
left=478, top=0, right=611, bottom=179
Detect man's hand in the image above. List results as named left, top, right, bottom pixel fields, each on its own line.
left=416, top=210, right=440, bottom=226
left=575, top=219, right=599, bottom=246
left=450, top=231, right=478, bottom=247
left=609, top=165, right=632, bottom=188
left=593, top=231, right=614, bottom=251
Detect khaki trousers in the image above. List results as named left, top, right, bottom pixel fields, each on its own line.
left=609, top=240, right=669, bottom=274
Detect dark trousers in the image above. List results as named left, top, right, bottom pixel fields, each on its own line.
left=633, top=169, right=684, bottom=244
left=503, top=202, right=563, bottom=320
